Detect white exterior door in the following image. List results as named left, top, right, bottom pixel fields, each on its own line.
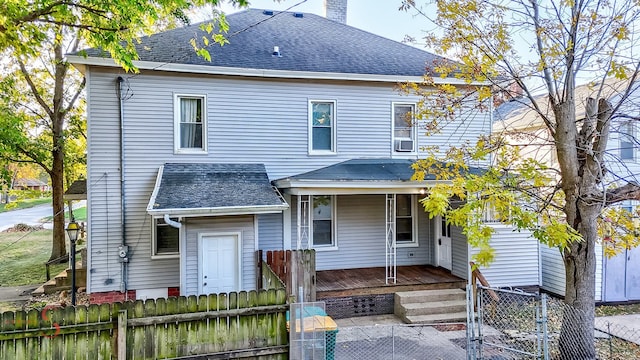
left=437, top=216, right=452, bottom=271
left=199, top=233, right=241, bottom=294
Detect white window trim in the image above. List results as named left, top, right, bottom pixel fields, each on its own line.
left=311, top=195, right=338, bottom=251
left=151, top=217, right=180, bottom=259
left=174, top=93, right=208, bottom=154
left=308, top=99, right=337, bottom=155
left=391, top=102, right=417, bottom=154
left=396, top=194, right=419, bottom=248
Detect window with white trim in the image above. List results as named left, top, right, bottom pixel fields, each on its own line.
left=309, top=100, right=336, bottom=154
left=396, top=194, right=417, bottom=245
left=621, top=121, right=635, bottom=160
left=152, top=217, right=179, bottom=257
left=311, top=195, right=336, bottom=248
left=393, top=103, right=416, bottom=152
left=174, top=94, right=206, bottom=153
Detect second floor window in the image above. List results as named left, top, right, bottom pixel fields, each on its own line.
left=309, top=100, right=336, bottom=154
left=175, top=94, right=206, bottom=153
left=393, top=103, right=416, bottom=152
left=621, top=121, right=635, bottom=160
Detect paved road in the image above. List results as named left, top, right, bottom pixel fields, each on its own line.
left=0, top=201, right=86, bottom=232
left=0, top=204, right=55, bottom=231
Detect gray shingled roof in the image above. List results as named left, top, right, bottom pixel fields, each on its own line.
left=64, top=179, right=87, bottom=200
left=82, top=8, right=448, bottom=77
left=276, top=158, right=484, bottom=183
left=148, top=163, right=287, bottom=214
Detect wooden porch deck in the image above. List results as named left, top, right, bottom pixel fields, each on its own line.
left=316, top=265, right=466, bottom=299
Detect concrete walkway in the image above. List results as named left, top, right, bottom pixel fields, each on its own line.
left=0, top=284, right=38, bottom=303
left=595, top=314, right=640, bottom=345
left=332, top=315, right=468, bottom=359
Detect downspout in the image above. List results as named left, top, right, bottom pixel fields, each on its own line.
left=116, top=77, right=128, bottom=295
left=163, top=214, right=181, bottom=228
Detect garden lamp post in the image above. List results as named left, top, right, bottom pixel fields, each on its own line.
left=66, top=221, right=80, bottom=306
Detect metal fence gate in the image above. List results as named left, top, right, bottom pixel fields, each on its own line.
left=467, top=284, right=547, bottom=359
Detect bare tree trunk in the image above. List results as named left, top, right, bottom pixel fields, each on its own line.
left=560, top=209, right=598, bottom=359
left=48, top=38, right=68, bottom=261
left=49, top=146, right=66, bottom=261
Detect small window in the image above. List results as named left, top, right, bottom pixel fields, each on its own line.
left=153, top=218, right=179, bottom=257
left=396, top=194, right=417, bottom=245
left=309, top=100, right=336, bottom=154
left=174, top=94, right=206, bottom=153
left=393, top=103, right=416, bottom=152
left=311, top=195, right=335, bottom=248
left=621, top=122, right=635, bottom=160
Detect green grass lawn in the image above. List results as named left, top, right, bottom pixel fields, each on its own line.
left=0, top=229, right=69, bottom=286
left=0, top=197, right=51, bottom=212
left=41, top=206, right=87, bottom=222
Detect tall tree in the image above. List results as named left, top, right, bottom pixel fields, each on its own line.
left=401, top=0, right=640, bottom=358
left=0, top=0, right=247, bottom=261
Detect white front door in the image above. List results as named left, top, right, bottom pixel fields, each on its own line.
left=199, top=233, right=241, bottom=294
left=436, top=216, right=452, bottom=271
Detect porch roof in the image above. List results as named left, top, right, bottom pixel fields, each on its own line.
left=147, top=163, right=288, bottom=217
left=274, top=159, right=431, bottom=195
left=274, top=158, right=485, bottom=195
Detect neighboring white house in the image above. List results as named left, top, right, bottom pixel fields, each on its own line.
left=494, top=79, right=640, bottom=302
left=68, top=1, right=540, bottom=305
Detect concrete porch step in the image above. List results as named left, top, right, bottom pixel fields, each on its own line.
left=394, top=288, right=468, bottom=324
left=405, top=311, right=468, bottom=324
left=395, top=288, right=466, bottom=304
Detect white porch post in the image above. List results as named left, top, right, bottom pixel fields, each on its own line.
left=297, top=195, right=310, bottom=249
left=385, top=194, right=397, bottom=284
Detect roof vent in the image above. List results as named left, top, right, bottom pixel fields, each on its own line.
left=263, top=10, right=274, bottom=15
left=293, top=12, right=304, bottom=18
left=272, top=46, right=282, bottom=57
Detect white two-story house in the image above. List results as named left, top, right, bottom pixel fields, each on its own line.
left=68, top=2, right=541, bottom=313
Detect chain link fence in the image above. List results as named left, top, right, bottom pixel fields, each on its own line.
left=470, top=285, right=640, bottom=359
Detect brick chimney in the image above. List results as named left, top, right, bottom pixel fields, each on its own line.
left=324, top=0, right=347, bottom=24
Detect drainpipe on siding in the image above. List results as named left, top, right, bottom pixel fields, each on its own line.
left=117, top=76, right=128, bottom=295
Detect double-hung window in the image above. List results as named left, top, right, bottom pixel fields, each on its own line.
left=621, top=121, right=635, bottom=161
left=152, top=217, right=179, bottom=258
left=396, top=194, right=417, bottom=246
left=393, top=103, right=416, bottom=153
left=311, top=195, right=336, bottom=248
left=174, top=94, right=207, bottom=153
left=309, top=100, right=336, bottom=154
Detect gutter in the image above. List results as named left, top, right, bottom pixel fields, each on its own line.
left=66, top=55, right=490, bottom=86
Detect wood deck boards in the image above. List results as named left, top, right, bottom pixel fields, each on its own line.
left=316, top=265, right=466, bottom=298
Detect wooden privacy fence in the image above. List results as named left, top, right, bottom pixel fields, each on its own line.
left=0, top=289, right=288, bottom=360
left=261, top=250, right=316, bottom=303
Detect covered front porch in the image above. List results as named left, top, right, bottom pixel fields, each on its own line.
left=316, top=265, right=466, bottom=299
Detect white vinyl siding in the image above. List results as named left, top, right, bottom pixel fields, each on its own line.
left=174, top=94, right=207, bottom=154
left=257, top=213, right=283, bottom=250
left=309, top=100, right=337, bottom=154
left=541, top=242, right=603, bottom=301
left=85, top=69, right=491, bottom=293
left=471, top=225, right=540, bottom=288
